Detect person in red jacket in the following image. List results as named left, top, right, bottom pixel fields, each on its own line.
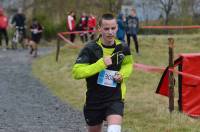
left=67, top=11, right=76, bottom=43
left=78, top=12, right=88, bottom=43
left=0, top=8, right=9, bottom=49
left=88, top=13, right=97, bottom=40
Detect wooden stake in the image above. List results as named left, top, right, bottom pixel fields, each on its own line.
left=56, top=38, right=60, bottom=62
left=168, top=37, right=175, bottom=113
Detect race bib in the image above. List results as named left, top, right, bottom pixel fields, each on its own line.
left=97, top=69, right=117, bottom=88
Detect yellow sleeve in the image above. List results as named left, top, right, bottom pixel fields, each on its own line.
left=72, top=58, right=107, bottom=79
left=119, top=55, right=133, bottom=80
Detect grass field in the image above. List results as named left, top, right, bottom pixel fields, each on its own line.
left=32, top=34, right=200, bottom=132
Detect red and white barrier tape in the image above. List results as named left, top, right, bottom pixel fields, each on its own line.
left=134, top=63, right=200, bottom=80
left=57, top=29, right=200, bottom=80
left=57, top=33, right=83, bottom=48
left=58, top=25, right=200, bottom=36
left=60, top=30, right=97, bottom=35
left=141, top=25, right=200, bottom=30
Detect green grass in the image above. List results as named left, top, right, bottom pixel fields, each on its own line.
left=32, top=34, right=200, bottom=132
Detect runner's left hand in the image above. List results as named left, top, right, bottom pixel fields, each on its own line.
left=113, top=72, right=123, bottom=83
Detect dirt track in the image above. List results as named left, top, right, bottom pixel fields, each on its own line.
left=0, top=48, right=86, bottom=132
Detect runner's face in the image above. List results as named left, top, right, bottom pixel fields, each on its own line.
left=99, top=19, right=118, bottom=45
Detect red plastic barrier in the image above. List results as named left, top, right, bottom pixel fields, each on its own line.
left=156, top=53, right=200, bottom=117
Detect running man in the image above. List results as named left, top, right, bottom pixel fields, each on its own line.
left=72, top=13, right=133, bottom=132
left=29, top=18, right=43, bottom=57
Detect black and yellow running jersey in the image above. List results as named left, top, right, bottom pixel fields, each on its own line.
left=72, top=38, right=133, bottom=109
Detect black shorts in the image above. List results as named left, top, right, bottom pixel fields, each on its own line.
left=32, top=34, right=41, bottom=43
left=83, top=101, right=124, bottom=126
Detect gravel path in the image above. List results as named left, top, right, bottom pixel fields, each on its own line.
left=0, top=48, right=86, bottom=132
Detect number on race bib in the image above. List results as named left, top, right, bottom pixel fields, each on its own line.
left=97, top=69, right=117, bottom=88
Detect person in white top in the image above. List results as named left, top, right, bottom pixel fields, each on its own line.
left=67, top=11, right=76, bottom=42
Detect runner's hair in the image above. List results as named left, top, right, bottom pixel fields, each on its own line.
left=99, top=13, right=115, bottom=26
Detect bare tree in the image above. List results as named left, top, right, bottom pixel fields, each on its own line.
left=189, top=0, right=200, bottom=16
left=174, top=0, right=200, bottom=22
left=102, top=0, right=124, bottom=13
left=160, top=0, right=174, bottom=25
left=137, top=0, right=157, bottom=24
left=138, top=1, right=149, bottom=24
left=188, top=0, right=200, bottom=23
left=114, top=0, right=124, bottom=13
left=153, top=0, right=174, bottom=25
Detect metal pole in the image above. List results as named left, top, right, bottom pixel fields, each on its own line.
left=168, top=37, right=175, bottom=113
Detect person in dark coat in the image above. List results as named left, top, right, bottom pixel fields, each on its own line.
left=126, top=8, right=140, bottom=55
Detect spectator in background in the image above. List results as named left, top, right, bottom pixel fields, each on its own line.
left=88, top=13, right=97, bottom=40
left=11, top=8, right=26, bottom=42
left=126, top=8, right=140, bottom=55
left=0, top=8, right=9, bottom=50
left=78, top=12, right=88, bottom=43
left=67, top=11, right=76, bottom=43
left=116, top=13, right=126, bottom=42
left=29, top=18, right=43, bottom=57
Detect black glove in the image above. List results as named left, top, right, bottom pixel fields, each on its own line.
left=111, top=51, right=125, bottom=66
